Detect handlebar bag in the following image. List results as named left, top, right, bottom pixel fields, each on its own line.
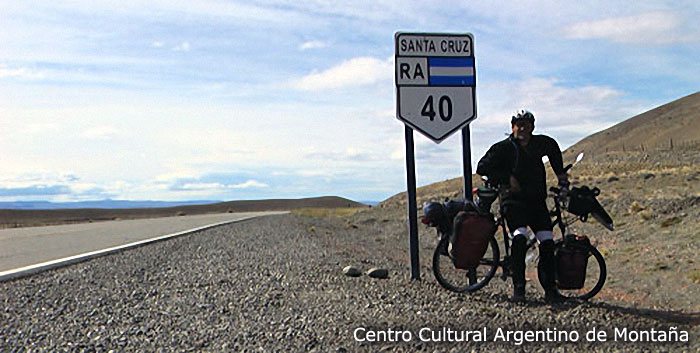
left=555, top=237, right=591, bottom=290
left=567, top=186, right=614, bottom=230
left=566, top=186, right=597, bottom=216
left=449, top=210, right=496, bottom=269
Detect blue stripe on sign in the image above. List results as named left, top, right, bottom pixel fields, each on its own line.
left=429, top=76, right=475, bottom=86
left=428, top=57, right=474, bottom=67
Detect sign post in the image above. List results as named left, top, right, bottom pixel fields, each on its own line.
left=394, top=32, right=476, bottom=280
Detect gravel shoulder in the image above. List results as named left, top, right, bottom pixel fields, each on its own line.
left=1, top=214, right=697, bottom=352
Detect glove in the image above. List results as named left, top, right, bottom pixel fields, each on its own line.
left=557, top=174, right=570, bottom=198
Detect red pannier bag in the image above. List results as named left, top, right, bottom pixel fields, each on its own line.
left=556, top=237, right=591, bottom=289
left=449, top=210, right=496, bottom=269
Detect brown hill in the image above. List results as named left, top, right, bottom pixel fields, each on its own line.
left=0, top=196, right=366, bottom=229
left=564, top=91, right=700, bottom=159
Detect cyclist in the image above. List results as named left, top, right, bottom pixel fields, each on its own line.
left=476, top=110, right=570, bottom=303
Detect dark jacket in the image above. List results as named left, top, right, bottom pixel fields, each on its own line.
left=476, top=134, right=565, bottom=201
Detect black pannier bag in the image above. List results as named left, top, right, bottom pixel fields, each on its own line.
left=449, top=202, right=496, bottom=269
left=567, top=186, right=614, bottom=230
left=556, top=235, right=591, bottom=289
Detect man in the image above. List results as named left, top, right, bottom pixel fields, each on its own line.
left=476, top=110, right=569, bottom=303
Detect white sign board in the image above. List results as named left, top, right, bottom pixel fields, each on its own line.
left=395, top=32, right=476, bottom=143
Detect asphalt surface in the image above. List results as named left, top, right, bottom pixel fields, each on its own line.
left=0, top=211, right=287, bottom=273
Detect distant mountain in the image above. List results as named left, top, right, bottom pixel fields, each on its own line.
left=564, top=91, right=700, bottom=158
left=0, top=199, right=219, bottom=210
left=0, top=196, right=367, bottom=228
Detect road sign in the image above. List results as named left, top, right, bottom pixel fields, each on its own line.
left=395, top=32, right=476, bottom=143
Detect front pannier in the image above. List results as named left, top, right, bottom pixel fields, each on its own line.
left=449, top=210, right=496, bottom=269
left=556, top=236, right=591, bottom=290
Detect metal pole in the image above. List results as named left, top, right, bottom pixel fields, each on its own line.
left=462, top=125, right=473, bottom=201
left=404, top=126, right=420, bottom=280
left=462, top=125, right=478, bottom=285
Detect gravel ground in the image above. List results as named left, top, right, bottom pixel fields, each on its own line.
left=1, top=214, right=698, bottom=352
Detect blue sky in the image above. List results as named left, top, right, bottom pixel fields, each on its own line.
left=1, top=1, right=698, bottom=203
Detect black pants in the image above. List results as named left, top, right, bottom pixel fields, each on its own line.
left=503, top=197, right=553, bottom=234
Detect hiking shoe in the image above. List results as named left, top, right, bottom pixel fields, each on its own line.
left=439, top=241, right=449, bottom=256
left=509, top=285, right=526, bottom=303
left=545, top=290, right=567, bottom=304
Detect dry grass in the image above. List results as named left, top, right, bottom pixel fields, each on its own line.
left=638, top=210, right=654, bottom=221
left=629, top=201, right=645, bottom=213
left=689, top=270, right=700, bottom=284
left=660, top=216, right=682, bottom=227
left=291, top=207, right=365, bottom=218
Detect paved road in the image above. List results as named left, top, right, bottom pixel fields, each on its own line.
left=0, top=211, right=287, bottom=273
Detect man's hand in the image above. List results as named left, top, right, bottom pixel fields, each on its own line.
left=557, top=173, right=570, bottom=198
left=509, top=174, right=522, bottom=193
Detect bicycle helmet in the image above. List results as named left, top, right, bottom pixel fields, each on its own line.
left=511, top=110, right=535, bottom=124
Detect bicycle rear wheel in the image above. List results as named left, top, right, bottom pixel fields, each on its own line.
left=432, top=236, right=499, bottom=293
left=550, top=239, right=606, bottom=300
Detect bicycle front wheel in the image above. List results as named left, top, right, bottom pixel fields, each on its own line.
left=432, top=236, right=500, bottom=293
left=550, top=239, right=607, bottom=300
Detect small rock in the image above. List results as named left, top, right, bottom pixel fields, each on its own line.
left=342, top=266, right=362, bottom=277
left=367, top=268, right=389, bottom=279
left=607, top=176, right=619, bottom=182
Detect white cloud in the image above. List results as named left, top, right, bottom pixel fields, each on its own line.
left=82, top=126, right=118, bottom=140
left=181, top=182, right=224, bottom=190
left=0, top=65, right=45, bottom=80
left=478, top=77, right=631, bottom=127
left=229, top=180, right=268, bottom=189
left=176, top=180, right=268, bottom=191
left=151, top=41, right=164, bottom=48
left=293, top=56, right=392, bottom=91
left=299, top=40, right=327, bottom=50
left=154, top=170, right=200, bottom=183
left=173, top=41, right=190, bottom=51
left=22, top=122, right=59, bottom=134
left=562, top=11, right=691, bottom=44
left=297, top=169, right=335, bottom=178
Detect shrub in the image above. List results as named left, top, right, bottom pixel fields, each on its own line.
left=639, top=210, right=653, bottom=220
left=689, top=270, right=700, bottom=284
left=660, top=216, right=681, bottom=227
left=629, top=201, right=645, bottom=213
